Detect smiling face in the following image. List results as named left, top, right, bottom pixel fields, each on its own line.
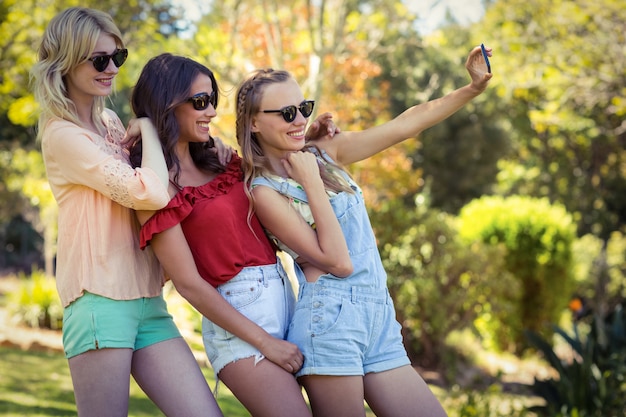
left=174, top=73, right=218, bottom=146
left=65, top=34, right=120, bottom=106
left=251, top=78, right=310, bottom=159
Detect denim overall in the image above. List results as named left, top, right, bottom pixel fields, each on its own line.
left=252, top=164, right=410, bottom=377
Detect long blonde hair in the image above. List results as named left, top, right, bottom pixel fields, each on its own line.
left=31, top=7, right=125, bottom=141
left=235, top=68, right=353, bottom=199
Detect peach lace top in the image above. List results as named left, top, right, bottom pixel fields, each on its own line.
left=41, top=109, right=170, bottom=307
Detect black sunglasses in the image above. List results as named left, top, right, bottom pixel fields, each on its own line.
left=187, top=91, right=217, bottom=111
left=88, top=48, right=128, bottom=72
left=262, top=100, right=315, bottom=123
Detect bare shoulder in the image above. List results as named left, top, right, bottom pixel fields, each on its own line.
left=251, top=184, right=287, bottom=211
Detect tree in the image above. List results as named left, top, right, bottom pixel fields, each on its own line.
left=482, top=0, right=626, bottom=240
left=187, top=0, right=427, bottom=139
left=0, top=0, right=196, bottom=274
left=369, top=23, right=510, bottom=215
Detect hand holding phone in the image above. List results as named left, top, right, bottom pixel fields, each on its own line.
left=480, top=43, right=491, bottom=73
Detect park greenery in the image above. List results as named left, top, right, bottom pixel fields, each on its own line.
left=0, top=0, right=625, bottom=415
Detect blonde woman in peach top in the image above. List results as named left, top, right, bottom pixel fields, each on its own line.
left=31, top=7, right=223, bottom=417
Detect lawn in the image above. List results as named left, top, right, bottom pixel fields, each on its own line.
left=0, top=277, right=540, bottom=417
left=0, top=344, right=540, bottom=417
left=0, top=345, right=287, bottom=416
left=1, top=278, right=377, bottom=416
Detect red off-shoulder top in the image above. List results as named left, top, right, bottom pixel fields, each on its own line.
left=140, top=155, right=277, bottom=287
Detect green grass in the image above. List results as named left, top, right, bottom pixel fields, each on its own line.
left=0, top=346, right=248, bottom=417
left=0, top=346, right=379, bottom=416
left=0, top=280, right=539, bottom=417
left=0, top=345, right=542, bottom=417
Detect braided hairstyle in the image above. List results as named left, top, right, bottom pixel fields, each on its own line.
left=235, top=69, right=287, bottom=192
left=235, top=68, right=353, bottom=203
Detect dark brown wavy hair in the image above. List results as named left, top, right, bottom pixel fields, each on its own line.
left=129, top=53, right=224, bottom=186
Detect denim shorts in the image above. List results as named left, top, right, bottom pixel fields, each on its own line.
left=62, top=291, right=181, bottom=359
left=202, top=262, right=295, bottom=375
left=288, top=278, right=410, bottom=377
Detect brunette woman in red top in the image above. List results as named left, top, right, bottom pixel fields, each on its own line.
left=130, top=54, right=336, bottom=417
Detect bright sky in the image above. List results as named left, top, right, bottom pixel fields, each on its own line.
left=408, top=0, right=485, bottom=34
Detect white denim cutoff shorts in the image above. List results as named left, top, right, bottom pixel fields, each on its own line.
left=202, top=260, right=295, bottom=375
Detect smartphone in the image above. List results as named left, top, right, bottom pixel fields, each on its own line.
left=480, top=43, right=491, bottom=73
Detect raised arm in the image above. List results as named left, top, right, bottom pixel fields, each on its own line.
left=135, top=211, right=304, bottom=373
left=42, top=116, right=170, bottom=210
left=125, top=117, right=169, bottom=188
left=321, top=45, right=493, bottom=166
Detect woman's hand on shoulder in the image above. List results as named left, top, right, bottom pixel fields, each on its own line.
left=121, top=117, right=158, bottom=149
left=305, top=112, right=340, bottom=142
left=211, top=136, right=234, bottom=165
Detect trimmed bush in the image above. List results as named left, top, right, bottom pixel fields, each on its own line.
left=459, top=196, right=576, bottom=352
left=382, top=207, right=513, bottom=368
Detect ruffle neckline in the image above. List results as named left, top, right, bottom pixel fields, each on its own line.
left=140, top=155, right=242, bottom=248
left=169, top=155, right=242, bottom=210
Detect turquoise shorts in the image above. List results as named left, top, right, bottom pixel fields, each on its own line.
left=62, top=291, right=181, bottom=359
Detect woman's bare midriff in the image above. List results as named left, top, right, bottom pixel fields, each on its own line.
left=298, top=260, right=327, bottom=283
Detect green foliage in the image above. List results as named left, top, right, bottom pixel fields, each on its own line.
left=7, top=269, right=63, bottom=330
left=525, top=305, right=626, bottom=417
left=483, top=0, right=626, bottom=239
left=571, top=232, right=626, bottom=310
left=379, top=25, right=510, bottom=214
left=605, top=232, right=626, bottom=302
left=7, top=148, right=56, bottom=274
left=446, top=384, right=532, bottom=417
left=381, top=203, right=513, bottom=368
left=459, top=195, right=577, bottom=351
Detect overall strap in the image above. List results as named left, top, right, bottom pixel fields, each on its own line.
left=251, top=176, right=310, bottom=204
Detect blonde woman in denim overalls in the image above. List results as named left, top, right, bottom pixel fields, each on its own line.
left=235, top=45, right=492, bottom=417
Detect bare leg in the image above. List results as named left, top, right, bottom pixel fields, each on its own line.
left=132, top=338, right=223, bottom=417
left=219, top=356, right=311, bottom=417
left=300, top=375, right=366, bottom=417
left=68, top=348, right=133, bottom=417
left=364, top=365, right=447, bottom=417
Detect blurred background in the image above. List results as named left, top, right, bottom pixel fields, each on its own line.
left=0, top=0, right=624, bottom=416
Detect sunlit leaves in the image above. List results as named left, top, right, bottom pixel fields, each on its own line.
left=7, top=96, right=38, bottom=127
left=482, top=0, right=626, bottom=239
left=459, top=195, right=577, bottom=351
